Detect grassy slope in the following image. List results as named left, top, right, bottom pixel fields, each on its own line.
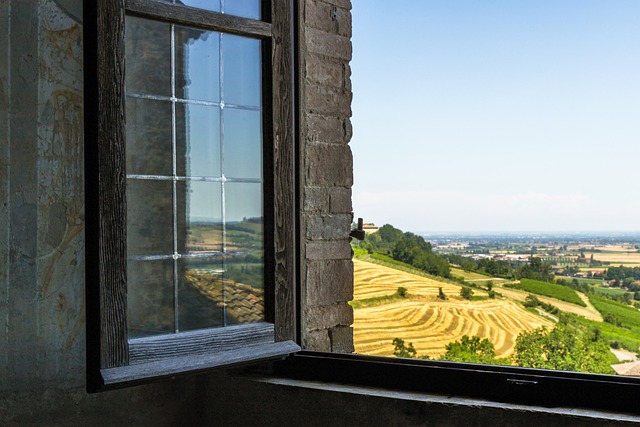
left=507, top=278, right=586, bottom=307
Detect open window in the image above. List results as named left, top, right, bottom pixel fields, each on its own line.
left=84, top=0, right=299, bottom=391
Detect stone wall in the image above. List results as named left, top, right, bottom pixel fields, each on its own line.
left=299, top=0, right=355, bottom=353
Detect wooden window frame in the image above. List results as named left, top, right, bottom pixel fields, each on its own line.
left=84, top=0, right=299, bottom=392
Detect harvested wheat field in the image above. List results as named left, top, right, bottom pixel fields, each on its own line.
left=354, top=259, right=461, bottom=300
left=353, top=259, right=553, bottom=359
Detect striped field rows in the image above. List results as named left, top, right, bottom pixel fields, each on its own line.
left=353, top=259, right=552, bottom=359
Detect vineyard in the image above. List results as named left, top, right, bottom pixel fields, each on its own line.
left=352, top=259, right=552, bottom=358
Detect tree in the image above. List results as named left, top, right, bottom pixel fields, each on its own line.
left=437, top=287, right=447, bottom=300
left=513, top=325, right=614, bottom=374
left=397, top=287, right=408, bottom=298
left=440, top=335, right=498, bottom=364
left=460, top=286, right=473, bottom=300
left=392, top=338, right=430, bottom=360
left=392, top=338, right=417, bottom=358
left=515, top=257, right=554, bottom=282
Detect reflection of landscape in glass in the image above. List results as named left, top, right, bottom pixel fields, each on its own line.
left=352, top=227, right=640, bottom=376
left=124, top=15, right=264, bottom=337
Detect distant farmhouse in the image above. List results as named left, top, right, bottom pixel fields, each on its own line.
left=363, top=223, right=379, bottom=234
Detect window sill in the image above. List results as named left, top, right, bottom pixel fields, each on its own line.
left=100, top=340, right=300, bottom=388
left=245, top=375, right=640, bottom=424
left=268, top=351, right=640, bottom=416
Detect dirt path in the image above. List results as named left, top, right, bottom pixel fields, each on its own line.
left=577, top=292, right=603, bottom=321
left=496, top=287, right=602, bottom=322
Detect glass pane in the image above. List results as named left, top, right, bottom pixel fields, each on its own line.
left=224, top=0, right=261, bottom=20
left=178, top=0, right=221, bottom=13
left=179, top=0, right=261, bottom=20
left=176, top=103, right=221, bottom=177
left=127, top=259, right=175, bottom=338
left=224, top=108, right=262, bottom=179
left=177, top=181, right=223, bottom=253
left=225, top=183, right=264, bottom=300
left=126, top=97, right=173, bottom=176
left=178, top=257, right=225, bottom=331
left=175, top=26, right=220, bottom=102
left=223, top=35, right=261, bottom=107
left=125, top=17, right=171, bottom=97
left=127, top=179, right=174, bottom=256
left=223, top=276, right=265, bottom=325
left=225, top=182, right=262, bottom=226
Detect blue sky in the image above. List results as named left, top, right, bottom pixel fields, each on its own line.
left=350, top=1, right=640, bottom=233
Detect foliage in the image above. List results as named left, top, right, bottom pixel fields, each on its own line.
left=350, top=288, right=409, bottom=310
left=354, top=224, right=451, bottom=279
left=561, top=311, right=640, bottom=353
left=392, top=337, right=417, bottom=358
left=445, top=254, right=513, bottom=279
left=589, top=295, right=640, bottom=332
left=514, top=257, right=554, bottom=282
left=512, top=324, right=615, bottom=374
left=437, top=287, right=447, bottom=300
left=605, top=265, right=640, bottom=281
left=507, top=278, right=586, bottom=307
left=392, top=233, right=451, bottom=278
left=460, top=286, right=474, bottom=300
left=392, top=338, right=430, bottom=360
left=440, top=335, right=501, bottom=365
left=522, top=294, right=559, bottom=316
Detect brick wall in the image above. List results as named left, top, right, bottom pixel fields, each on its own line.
left=299, top=0, right=355, bottom=352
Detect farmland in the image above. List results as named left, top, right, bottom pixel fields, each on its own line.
left=506, top=278, right=586, bottom=307
left=352, top=260, right=552, bottom=358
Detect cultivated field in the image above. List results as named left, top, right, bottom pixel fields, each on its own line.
left=353, top=260, right=552, bottom=359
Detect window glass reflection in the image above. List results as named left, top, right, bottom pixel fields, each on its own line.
left=175, top=25, right=220, bottom=102
left=126, top=97, right=173, bottom=176
left=178, top=257, right=225, bottom=331
left=223, top=34, right=261, bottom=107
left=177, top=181, right=223, bottom=253
left=127, top=259, right=175, bottom=338
left=176, top=103, right=222, bottom=177
left=224, top=108, right=262, bottom=179
left=127, top=179, right=174, bottom=256
left=125, top=17, right=171, bottom=96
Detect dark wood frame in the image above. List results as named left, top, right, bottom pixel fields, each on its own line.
left=84, top=0, right=298, bottom=391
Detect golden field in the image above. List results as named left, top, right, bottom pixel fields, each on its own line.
left=352, top=259, right=553, bottom=359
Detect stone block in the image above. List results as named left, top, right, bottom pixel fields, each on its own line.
left=315, top=0, right=352, bottom=11
left=306, top=240, right=352, bottom=260
left=305, top=83, right=352, bottom=117
left=305, top=259, right=354, bottom=305
left=305, top=213, right=352, bottom=241
left=304, top=303, right=353, bottom=331
left=305, top=114, right=345, bottom=144
left=303, top=186, right=329, bottom=212
left=329, top=186, right=352, bottom=213
left=306, top=54, right=343, bottom=89
left=303, top=329, right=331, bottom=352
left=344, top=117, right=353, bottom=142
left=306, top=143, right=353, bottom=186
left=305, top=0, right=338, bottom=34
left=305, top=27, right=352, bottom=61
left=330, top=326, right=354, bottom=353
